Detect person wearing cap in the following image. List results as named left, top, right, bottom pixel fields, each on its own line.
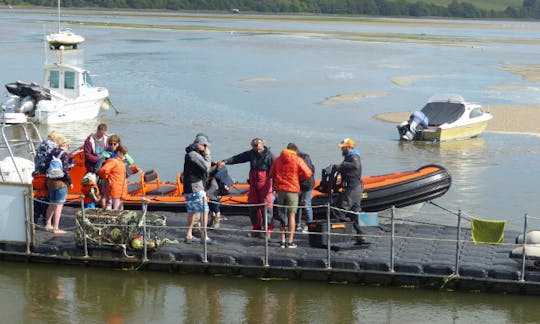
left=183, top=135, right=215, bottom=244
left=331, top=137, right=367, bottom=245
left=218, top=138, right=275, bottom=238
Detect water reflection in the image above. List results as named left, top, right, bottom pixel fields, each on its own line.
left=2, top=262, right=539, bottom=323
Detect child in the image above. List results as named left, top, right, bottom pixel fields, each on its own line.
left=81, top=172, right=100, bottom=209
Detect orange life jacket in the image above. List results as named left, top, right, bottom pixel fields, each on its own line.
left=81, top=182, right=100, bottom=204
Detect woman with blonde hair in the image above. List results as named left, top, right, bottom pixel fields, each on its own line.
left=45, top=135, right=73, bottom=234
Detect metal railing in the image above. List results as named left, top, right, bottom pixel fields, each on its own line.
left=15, top=193, right=540, bottom=284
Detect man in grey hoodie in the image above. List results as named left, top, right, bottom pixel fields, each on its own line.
left=183, top=134, right=215, bottom=244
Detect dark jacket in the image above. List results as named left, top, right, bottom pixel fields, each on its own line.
left=337, top=148, right=362, bottom=189
left=183, top=144, right=211, bottom=194
left=298, top=152, right=315, bottom=191
left=224, top=146, right=275, bottom=172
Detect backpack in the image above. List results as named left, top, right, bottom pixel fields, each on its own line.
left=46, top=151, right=65, bottom=179
left=316, top=166, right=340, bottom=194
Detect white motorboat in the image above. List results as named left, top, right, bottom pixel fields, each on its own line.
left=46, top=0, right=85, bottom=50
left=1, top=63, right=109, bottom=124
left=47, top=28, right=85, bottom=50
left=397, top=94, right=493, bottom=142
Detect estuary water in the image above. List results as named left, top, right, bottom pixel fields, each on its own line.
left=2, top=8, right=540, bottom=322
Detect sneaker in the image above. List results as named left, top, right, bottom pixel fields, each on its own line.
left=185, top=237, right=201, bottom=244
left=279, top=241, right=286, bottom=248
left=296, top=225, right=302, bottom=232
left=286, top=242, right=298, bottom=249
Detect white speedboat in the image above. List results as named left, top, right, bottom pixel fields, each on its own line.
left=397, top=94, right=493, bottom=142
left=1, top=63, right=109, bottom=124
left=46, top=0, right=85, bottom=50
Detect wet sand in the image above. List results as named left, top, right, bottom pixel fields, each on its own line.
left=376, top=63, right=540, bottom=136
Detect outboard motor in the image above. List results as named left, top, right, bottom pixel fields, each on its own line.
left=17, top=96, right=36, bottom=114
left=400, top=110, right=429, bottom=140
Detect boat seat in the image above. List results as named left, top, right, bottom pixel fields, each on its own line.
left=128, top=182, right=142, bottom=194
left=141, top=169, right=177, bottom=196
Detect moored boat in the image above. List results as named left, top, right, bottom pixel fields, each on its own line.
left=46, top=0, right=85, bottom=50
left=1, top=63, right=109, bottom=124
left=47, top=28, right=85, bottom=50
left=397, top=94, right=492, bottom=142
left=311, top=164, right=452, bottom=215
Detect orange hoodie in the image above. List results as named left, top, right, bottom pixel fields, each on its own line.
left=269, top=149, right=313, bottom=193
left=98, top=157, right=127, bottom=199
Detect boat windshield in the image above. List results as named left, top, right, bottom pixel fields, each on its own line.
left=83, top=72, right=94, bottom=87
left=420, top=102, right=465, bottom=126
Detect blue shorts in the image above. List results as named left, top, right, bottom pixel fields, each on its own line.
left=49, top=187, right=68, bottom=204
left=209, top=200, right=220, bottom=213
left=84, top=202, right=96, bottom=209
left=185, top=191, right=209, bottom=213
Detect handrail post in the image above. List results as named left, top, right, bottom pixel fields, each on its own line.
left=24, top=190, right=31, bottom=254
left=81, top=195, right=88, bottom=257
left=520, top=213, right=528, bottom=282
left=390, top=205, right=395, bottom=273
left=454, top=209, right=461, bottom=277
left=142, top=200, right=148, bottom=262
left=202, top=196, right=208, bottom=263
left=264, top=203, right=269, bottom=267
left=326, top=203, right=332, bottom=269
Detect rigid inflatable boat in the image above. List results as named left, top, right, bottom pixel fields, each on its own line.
left=58, top=150, right=451, bottom=215
left=311, top=164, right=452, bottom=215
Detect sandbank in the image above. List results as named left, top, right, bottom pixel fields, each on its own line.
left=319, top=92, right=388, bottom=105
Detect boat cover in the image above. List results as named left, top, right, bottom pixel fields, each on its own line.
left=421, top=102, right=465, bottom=126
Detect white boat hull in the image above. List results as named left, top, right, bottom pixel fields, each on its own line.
left=35, top=89, right=108, bottom=124
left=2, top=63, right=109, bottom=124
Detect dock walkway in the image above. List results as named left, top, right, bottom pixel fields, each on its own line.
left=4, top=206, right=540, bottom=296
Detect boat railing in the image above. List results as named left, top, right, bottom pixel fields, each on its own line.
left=7, top=192, right=540, bottom=287
left=0, top=122, right=42, bottom=183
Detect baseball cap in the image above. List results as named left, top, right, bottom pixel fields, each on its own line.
left=338, top=138, right=355, bottom=148
left=194, top=135, right=210, bottom=146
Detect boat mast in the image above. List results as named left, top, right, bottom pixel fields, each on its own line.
left=57, top=0, right=61, bottom=33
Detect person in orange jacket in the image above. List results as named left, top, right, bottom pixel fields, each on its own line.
left=269, top=143, right=312, bottom=248
left=98, top=144, right=129, bottom=211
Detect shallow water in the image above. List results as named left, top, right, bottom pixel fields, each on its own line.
left=4, top=9, right=540, bottom=228
left=2, top=9, right=540, bottom=320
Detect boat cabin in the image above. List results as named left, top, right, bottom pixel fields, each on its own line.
left=42, top=64, right=95, bottom=99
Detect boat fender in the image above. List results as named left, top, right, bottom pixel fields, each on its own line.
left=515, top=231, right=540, bottom=244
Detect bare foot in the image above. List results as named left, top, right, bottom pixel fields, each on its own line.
left=53, top=229, right=67, bottom=234
left=45, top=226, right=53, bottom=232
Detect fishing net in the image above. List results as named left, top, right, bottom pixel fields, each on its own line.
left=75, top=209, right=167, bottom=250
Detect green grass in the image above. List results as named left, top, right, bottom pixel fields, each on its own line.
left=427, top=0, right=522, bottom=11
